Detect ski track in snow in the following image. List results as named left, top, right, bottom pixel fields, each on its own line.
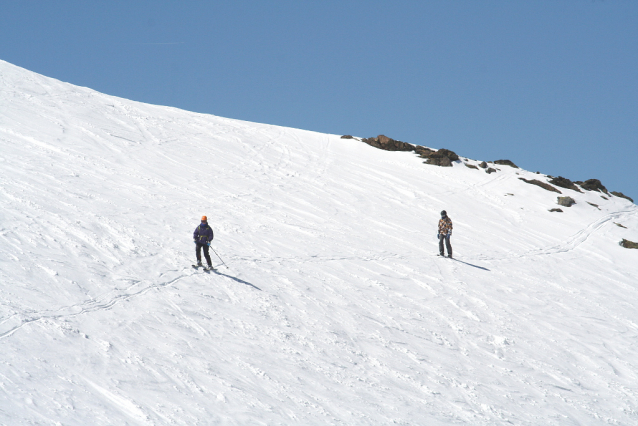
left=475, top=208, right=638, bottom=262
left=0, top=267, right=203, bottom=340
left=2, top=60, right=638, bottom=425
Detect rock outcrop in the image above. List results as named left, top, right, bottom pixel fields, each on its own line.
left=576, top=179, right=608, bottom=194
left=519, top=178, right=562, bottom=193
left=415, top=146, right=436, bottom=158
left=494, top=159, right=518, bottom=168
left=611, top=191, right=634, bottom=203
left=620, top=239, right=638, bottom=249
left=424, top=149, right=459, bottom=167
left=548, top=176, right=582, bottom=192
left=362, top=135, right=414, bottom=152
left=557, top=196, right=576, bottom=207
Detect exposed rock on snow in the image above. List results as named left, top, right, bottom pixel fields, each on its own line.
left=548, top=176, right=582, bottom=192
left=361, top=134, right=414, bottom=151
left=425, top=148, right=459, bottom=167
left=494, top=159, right=518, bottom=168
left=519, top=178, right=562, bottom=194
left=577, top=178, right=609, bottom=194
left=557, top=196, right=577, bottom=207
left=357, top=136, right=461, bottom=168
left=611, top=191, right=634, bottom=203
left=415, top=145, right=436, bottom=158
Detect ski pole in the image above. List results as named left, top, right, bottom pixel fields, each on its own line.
left=211, top=246, right=228, bottom=268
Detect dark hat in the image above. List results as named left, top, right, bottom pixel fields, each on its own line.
left=441, top=210, right=447, bottom=217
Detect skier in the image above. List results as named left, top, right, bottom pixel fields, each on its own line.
left=193, top=216, right=214, bottom=269
left=438, top=210, right=453, bottom=258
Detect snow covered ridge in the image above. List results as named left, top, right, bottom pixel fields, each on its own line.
left=2, top=59, right=638, bottom=425
left=344, top=134, right=635, bottom=204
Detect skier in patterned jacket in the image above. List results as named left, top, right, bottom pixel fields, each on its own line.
left=193, top=216, right=214, bottom=268
left=438, top=210, right=453, bottom=258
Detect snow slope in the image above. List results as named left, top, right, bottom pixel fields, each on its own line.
left=1, top=59, right=638, bottom=425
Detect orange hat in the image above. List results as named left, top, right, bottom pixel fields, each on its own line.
left=201, top=216, right=207, bottom=222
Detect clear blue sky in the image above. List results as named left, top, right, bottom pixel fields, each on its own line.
left=2, top=1, right=637, bottom=199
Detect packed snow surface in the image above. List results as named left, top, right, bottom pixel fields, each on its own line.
left=1, top=60, right=638, bottom=425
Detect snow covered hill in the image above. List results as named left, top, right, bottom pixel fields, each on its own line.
left=1, top=59, right=638, bottom=425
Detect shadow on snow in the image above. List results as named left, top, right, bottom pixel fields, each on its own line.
left=452, top=258, right=490, bottom=271
left=212, top=269, right=262, bottom=291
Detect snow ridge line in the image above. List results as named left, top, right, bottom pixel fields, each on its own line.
left=478, top=208, right=636, bottom=262
left=0, top=269, right=195, bottom=340
left=528, top=208, right=636, bottom=257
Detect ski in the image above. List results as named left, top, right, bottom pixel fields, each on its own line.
left=192, top=265, right=214, bottom=273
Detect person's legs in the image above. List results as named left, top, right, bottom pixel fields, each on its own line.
left=196, top=243, right=203, bottom=265
left=445, top=235, right=453, bottom=257
left=439, top=235, right=445, bottom=255
left=203, top=245, right=212, bottom=267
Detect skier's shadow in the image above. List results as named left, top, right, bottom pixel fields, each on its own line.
left=212, top=269, right=262, bottom=291
left=452, top=259, right=490, bottom=271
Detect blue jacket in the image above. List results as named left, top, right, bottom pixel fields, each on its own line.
left=194, top=222, right=214, bottom=244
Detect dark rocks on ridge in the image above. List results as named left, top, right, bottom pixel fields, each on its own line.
left=362, top=135, right=415, bottom=152
left=548, top=176, right=582, bottom=192
left=494, top=159, right=518, bottom=168
left=427, top=156, right=452, bottom=167
left=357, top=134, right=461, bottom=168
left=354, top=133, right=632, bottom=206
left=519, top=178, right=562, bottom=194
left=425, top=149, right=460, bottom=167
left=415, top=146, right=436, bottom=158
left=611, top=191, right=634, bottom=203
left=576, top=179, right=609, bottom=194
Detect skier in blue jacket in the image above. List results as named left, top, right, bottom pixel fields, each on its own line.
left=193, top=216, right=214, bottom=268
